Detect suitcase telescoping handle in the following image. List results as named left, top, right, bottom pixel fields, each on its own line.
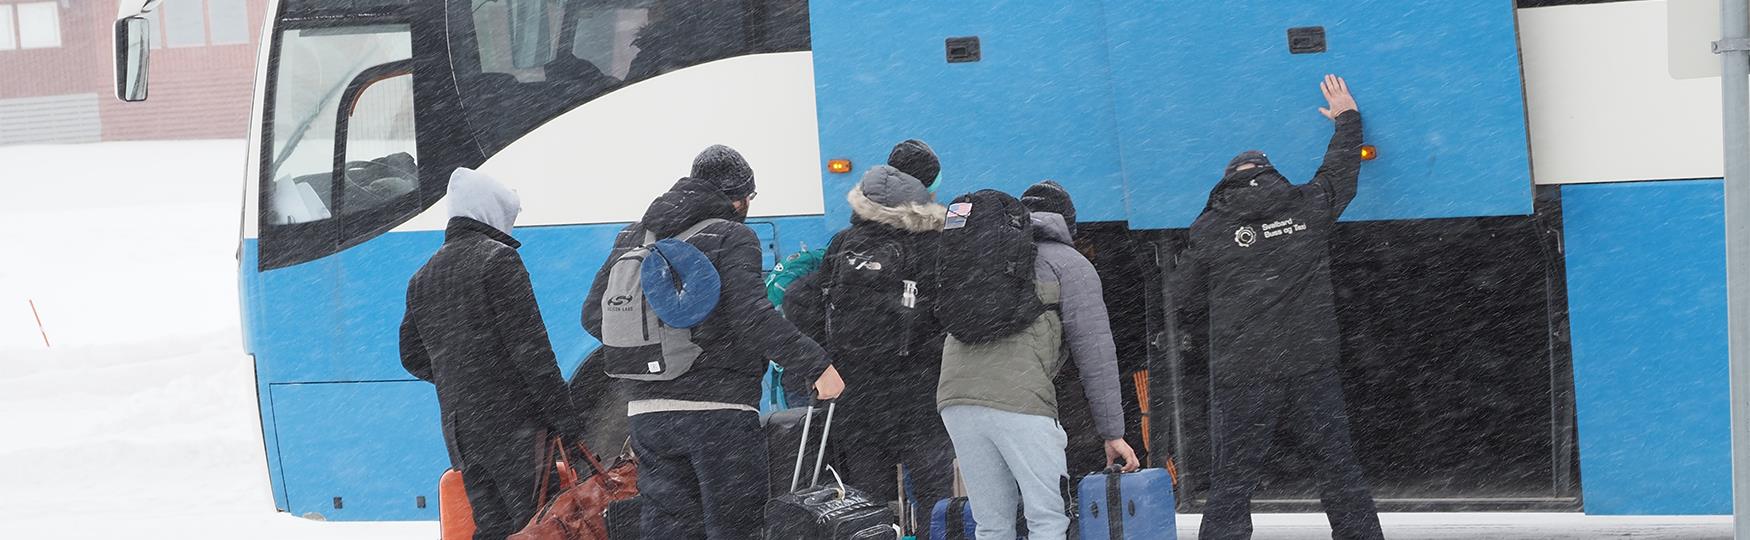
left=789, top=400, right=837, bottom=492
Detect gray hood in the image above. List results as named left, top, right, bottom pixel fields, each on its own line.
left=847, top=180, right=946, bottom=233
left=1031, top=211, right=1073, bottom=245
left=447, top=167, right=522, bottom=235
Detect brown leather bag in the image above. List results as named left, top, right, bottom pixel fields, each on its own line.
left=508, top=438, right=639, bottom=540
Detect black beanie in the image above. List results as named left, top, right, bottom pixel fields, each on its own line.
left=886, top=139, right=940, bottom=188
left=1021, top=180, right=1076, bottom=232
left=692, top=144, right=756, bottom=199
left=1224, top=150, right=1273, bottom=177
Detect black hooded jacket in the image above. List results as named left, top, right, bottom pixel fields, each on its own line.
left=400, top=217, right=586, bottom=466
left=583, top=177, right=830, bottom=407
left=1179, top=110, right=1363, bottom=383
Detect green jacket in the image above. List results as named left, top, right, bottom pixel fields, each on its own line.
left=937, top=281, right=1063, bottom=419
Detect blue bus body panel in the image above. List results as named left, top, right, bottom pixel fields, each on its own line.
left=1105, top=0, right=1533, bottom=228
left=242, top=216, right=831, bottom=519
left=810, top=0, right=1129, bottom=225
left=252, top=251, right=344, bottom=383
left=239, top=242, right=290, bottom=511
left=270, top=381, right=447, bottom=520
left=1562, top=179, right=1730, bottom=514
left=816, top=2, right=1531, bottom=230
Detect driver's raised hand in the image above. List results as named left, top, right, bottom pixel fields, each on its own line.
left=1319, top=74, right=1358, bottom=121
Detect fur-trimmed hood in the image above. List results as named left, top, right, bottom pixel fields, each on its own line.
left=846, top=183, right=947, bottom=233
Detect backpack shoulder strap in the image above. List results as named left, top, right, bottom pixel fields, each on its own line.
left=641, top=218, right=731, bottom=245
left=673, top=218, right=730, bottom=241
left=820, top=229, right=850, bottom=281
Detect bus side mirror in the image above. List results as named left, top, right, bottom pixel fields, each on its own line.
left=115, top=16, right=150, bottom=102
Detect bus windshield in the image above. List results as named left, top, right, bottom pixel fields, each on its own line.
left=265, top=24, right=415, bottom=225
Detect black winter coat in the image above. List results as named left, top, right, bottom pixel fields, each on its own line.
left=583, top=177, right=830, bottom=407
left=401, top=217, right=586, bottom=467
left=1179, top=111, right=1364, bottom=384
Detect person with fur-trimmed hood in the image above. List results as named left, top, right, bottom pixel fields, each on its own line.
left=788, top=139, right=954, bottom=533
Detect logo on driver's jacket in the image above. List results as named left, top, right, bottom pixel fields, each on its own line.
left=606, top=295, right=635, bottom=307
left=1234, top=226, right=1258, bottom=248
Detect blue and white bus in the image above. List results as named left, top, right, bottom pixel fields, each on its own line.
left=111, top=0, right=1738, bottom=521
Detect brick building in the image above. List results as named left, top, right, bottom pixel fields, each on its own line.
left=0, top=0, right=268, bottom=145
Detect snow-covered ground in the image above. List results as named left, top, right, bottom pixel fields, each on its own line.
left=0, top=140, right=1733, bottom=538
left=0, top=141, right=433, bottom=538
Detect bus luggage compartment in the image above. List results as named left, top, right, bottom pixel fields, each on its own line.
left=1147, top=210, right=1579, bottom=511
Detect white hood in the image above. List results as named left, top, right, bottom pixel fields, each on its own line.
left=446, top=167, right=521, bottom=235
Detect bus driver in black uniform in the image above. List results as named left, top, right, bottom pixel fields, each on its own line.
left=1177, top=75, right=1384, bottom=540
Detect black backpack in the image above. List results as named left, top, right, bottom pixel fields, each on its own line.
left=935, top=189, right=1044, bottom=343
left=822, top=230, right=921, bottom=357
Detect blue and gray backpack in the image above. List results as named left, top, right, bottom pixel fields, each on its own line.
left=598, top=218, right=725, bottom=381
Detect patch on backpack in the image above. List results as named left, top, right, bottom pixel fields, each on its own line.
left=846, top=251, right=883, bottom=271
left=945, top=202, right=972, bottom=230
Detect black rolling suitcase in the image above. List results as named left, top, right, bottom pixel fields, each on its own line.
left=762, top=405, right=823, bottom=499
left=763, top=401, right=896, bottom=539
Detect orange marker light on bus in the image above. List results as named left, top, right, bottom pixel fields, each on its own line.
left=1360, top=145, right=1378, bottom=161
left=828, top=159, right=853, bottom=174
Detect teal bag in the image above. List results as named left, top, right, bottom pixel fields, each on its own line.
left=765, top=248, right=826, bottom=309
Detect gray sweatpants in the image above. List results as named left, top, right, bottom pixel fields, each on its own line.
left=940, top=405, right=1070, bottom=540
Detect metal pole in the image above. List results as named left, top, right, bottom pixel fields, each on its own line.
left=28, top=299, right=50, bottom=348
left=1719, top=0, right=1750, bottom=537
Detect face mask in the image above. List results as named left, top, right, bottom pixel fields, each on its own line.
left=1254, top=170, right=1290, bottom=189
left=1227, top=166, right=1280, bottom=187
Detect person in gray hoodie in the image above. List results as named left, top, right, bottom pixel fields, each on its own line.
left=400, top=168, right=586, bottom=540
left=937, top=180, right=1139, bottom=540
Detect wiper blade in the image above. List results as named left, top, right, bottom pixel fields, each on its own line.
left=268, top=41, right=385, bottom=178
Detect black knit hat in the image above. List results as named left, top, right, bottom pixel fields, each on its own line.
left=692, top=145, right=756, bottom=199
left=1224, top=150, right=1273, bottom=177
left=886, top=139, right=940, bottom=188
left=1021, top=180, right=1076, bottom=233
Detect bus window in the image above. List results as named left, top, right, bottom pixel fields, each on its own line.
left=282, top=0, right=410, bottom=11
left=338, top=69, right=419, bottom=216
left=469, top=0, right=642, bottom=84
left=261, top=24, right=415, bottom=269
left=451, top=0, right=809, bottom=155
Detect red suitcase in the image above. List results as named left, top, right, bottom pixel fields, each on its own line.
left=440, top=468, right=475, bottom=540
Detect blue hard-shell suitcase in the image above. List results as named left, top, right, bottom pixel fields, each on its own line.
left=929, top=496, right=1041, bottom=540
left=929, top=497, right=978, bottom=540
left=1076, top=468, right=1176, bottom=540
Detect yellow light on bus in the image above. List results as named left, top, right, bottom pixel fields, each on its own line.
left=828, top=159, right=853, bottom=174
left=1360, top=145, right=1378, bottom=161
